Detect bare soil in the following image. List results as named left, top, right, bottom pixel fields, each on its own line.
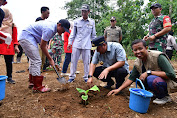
left=0, top=54, right=177, bottom=118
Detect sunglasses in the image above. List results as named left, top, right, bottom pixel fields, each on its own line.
left=110, top=20, right=115, bottom=22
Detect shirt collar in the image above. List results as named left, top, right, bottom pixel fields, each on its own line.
left=81, top=17, right=90, bottom=21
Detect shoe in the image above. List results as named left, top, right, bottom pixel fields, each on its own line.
left=84, top=79, right=88, bottom=83
left=28, top=74, right=33, bottom=89
left=61, top=73, right=70, bottom=76
left=32, top=75, right=51, bottom=93
left=103, top=80, right=114, bottom=89
left=68, top=79, right=75, bottom=83
left=153, top=96, right=172, bottom=105
left=75, top=71, right=80, bottom=74
left=103, top=85, right=112, bottom=89
left=7, top=77, right=15, bottom=84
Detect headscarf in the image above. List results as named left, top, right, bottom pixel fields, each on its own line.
left=0, top=7, right=13, bottom=36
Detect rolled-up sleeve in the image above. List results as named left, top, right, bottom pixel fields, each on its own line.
left=158, top=55, right=176, bottom=80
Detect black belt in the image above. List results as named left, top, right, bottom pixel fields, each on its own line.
left=149, top=48, right=157, bottom=50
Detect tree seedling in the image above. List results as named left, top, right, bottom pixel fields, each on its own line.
left=76, top=85, right=100, bottom=105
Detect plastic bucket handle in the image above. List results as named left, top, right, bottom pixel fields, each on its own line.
left=136, top=78, right=145, bottom=90
left=135, top=78, right=146, bottom=97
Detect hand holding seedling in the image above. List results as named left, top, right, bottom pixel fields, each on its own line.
left=87, top=77, right=93, bottom=88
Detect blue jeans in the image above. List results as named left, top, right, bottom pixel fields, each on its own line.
left=62, top=53, right=71, bottom=73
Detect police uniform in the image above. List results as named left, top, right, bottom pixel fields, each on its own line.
left=104, top=26, right=122, bottom=42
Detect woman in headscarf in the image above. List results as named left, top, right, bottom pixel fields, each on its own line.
left=0, top=7, right=19, bottom=84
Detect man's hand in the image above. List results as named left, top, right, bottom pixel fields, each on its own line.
left=67, top=44, right=72, bottom=51
left=87, top=77, right=93, bottom=88
left=98, top=68, right=109, bottom=80
left=107, top=89, right=120, bottom=96
left=14, top=45, right=20, bottom=53
left=147, top=35, right=156, bottom=41
left=49, top=58, right=55, bottom=67
left=143, top=36, right=149, bottom=41
left=52, top=49, right=56, bottom=54
left=139, top=72, right=148, bottom=82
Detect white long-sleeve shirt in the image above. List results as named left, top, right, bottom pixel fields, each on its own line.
left=166, top=35, right=177, bottom=51
left=68, top=17, right=96, bottom=49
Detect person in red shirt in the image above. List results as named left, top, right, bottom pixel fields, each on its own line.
left=0, top=8, right=19, bottom=84
left=61, top=29, right=72, bottom=76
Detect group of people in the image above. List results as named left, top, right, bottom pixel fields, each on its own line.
left=0, top=1, right=177, bottom=105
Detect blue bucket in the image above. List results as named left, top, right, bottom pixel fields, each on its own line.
left=129, top=79, right=153, bottom=113
left=0, top=75, right=8, bottom=100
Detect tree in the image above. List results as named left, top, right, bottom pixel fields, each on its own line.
left=64, top=0, right=110, bottom=23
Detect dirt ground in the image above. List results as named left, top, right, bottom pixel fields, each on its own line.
left=0, top=54, right=177, bottom=118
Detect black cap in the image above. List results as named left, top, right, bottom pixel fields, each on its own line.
left=150, top=3, right=161, bottom=9
left=81, top=4, right=90, bottom=11
left=92, top=36, right=105, bottom=47
left=58, top=19, right=70, bottom=33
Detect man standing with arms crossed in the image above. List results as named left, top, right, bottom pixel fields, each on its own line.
left=143, top=3, right=172, bottom=52
left=67, top=4, right=97, bottom=83
left=104, top=16, right=122, bottom=43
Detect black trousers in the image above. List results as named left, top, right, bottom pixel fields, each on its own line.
left=93, top=66, right=128, bottom=89
left=4, top=55, right=13, bottom=78
left=166, top=50, right=173, bottom=60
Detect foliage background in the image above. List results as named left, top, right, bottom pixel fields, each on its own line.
left=64, top=0, right=177, bottom=58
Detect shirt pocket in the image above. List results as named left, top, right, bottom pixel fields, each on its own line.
left=77, top=25, right=83, bottom=33
left=86, top=25, right=93, bottom=33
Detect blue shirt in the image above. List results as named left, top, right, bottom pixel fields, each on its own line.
left=19, top=21, right=57, bottom=48
left=69, top=17, right=97, bottom=49
left=92, top=42, right=129, bottom=73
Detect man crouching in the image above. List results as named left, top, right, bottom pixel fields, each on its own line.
left=87, top=36, right=129, bottom=90
left=108, top=39, right=177, bottom=105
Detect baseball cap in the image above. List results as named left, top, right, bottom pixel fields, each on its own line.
left=81, top=4, right=90, bottom=11
left=110, top=16, right=116, bottom=21
left=92, top=36, right=106, bottom=47
left=150, top=3, right=162, bottom=9
left=58, top=19, right=70, bottom=33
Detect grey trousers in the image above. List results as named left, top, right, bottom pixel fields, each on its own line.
left=69, top=48, right=90, bottom=80
left=19, top=39, right=41, bottom=76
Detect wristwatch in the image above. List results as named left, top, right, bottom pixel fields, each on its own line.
left=88, top=75, right=92, bottom=78
left=146, top=70, right=152, bottom=76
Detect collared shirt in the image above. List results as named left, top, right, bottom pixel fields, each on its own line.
left=19, top=21, right=57, bottom=48
left=91, top=42, right=129, bottom=72
left=68, top=17, right=96, bottom=49
left=104, top=26, right=122, bottom=42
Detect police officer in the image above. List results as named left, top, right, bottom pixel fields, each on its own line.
left=104, top=17, right=122, bottom=43
left=143, top=3, right=172, bottom=52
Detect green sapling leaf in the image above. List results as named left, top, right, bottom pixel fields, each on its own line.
left=82, top=95, right=88, bottom=101
left=89, top=85, right=100, bottom=92
left=76, top=88, right=86, bottom=94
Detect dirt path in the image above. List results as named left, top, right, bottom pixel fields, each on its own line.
left=0, top=54, right=177, bottom=118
